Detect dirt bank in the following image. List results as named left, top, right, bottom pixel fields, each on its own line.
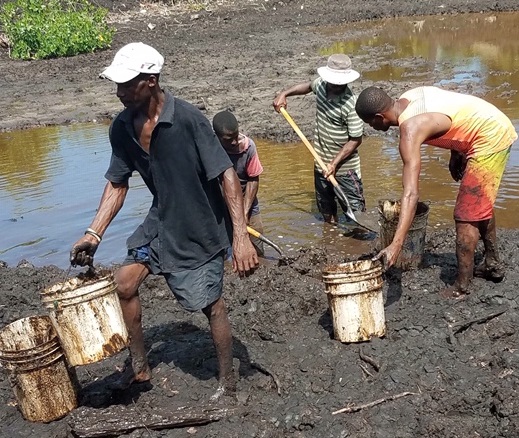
left=1, top=1, right=519, bottom=437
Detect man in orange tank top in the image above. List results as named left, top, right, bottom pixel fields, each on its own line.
left=355, top=86, right=517, bottom=299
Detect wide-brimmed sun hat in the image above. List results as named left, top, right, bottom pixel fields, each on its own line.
left=100, top=42, right=164, bottom=84
left=317, top=54, right=360, bottom=85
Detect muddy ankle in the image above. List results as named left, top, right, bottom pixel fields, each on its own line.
left=209, top=374, right=237, bottom=403
left=439, top=284, right=470, bottom=299
left=220, top=373, right=237, bottom=393
left=109, top=362, right=151, bottom=390
left=474, top=261, right=504, bottom=282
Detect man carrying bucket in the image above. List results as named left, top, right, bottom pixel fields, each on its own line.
left=355, top=85, right=517, bottom=299
left=70, top=42, right=258, bottom=398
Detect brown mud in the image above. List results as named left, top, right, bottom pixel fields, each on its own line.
left=1, top=1, right=519, bottom=437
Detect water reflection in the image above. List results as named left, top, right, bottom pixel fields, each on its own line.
left=1, top=123, right=518, bottom=269
left=319, top=12, right=519, bottom=117
left=0, top=123, right=152, bottom=268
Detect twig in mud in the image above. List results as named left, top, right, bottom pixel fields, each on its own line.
left=359, top=347, right=381, bottom=372
left=446, top=322, right=457, bottom=347
left=332, top=391, right=417, bottom=415
left=359, top=364, right=374, bottom=378
left=250, top=361, right=282, bottom=396
left=132, top=398, right=152, bottom=437
left=452, top=308, right=508, bottom=334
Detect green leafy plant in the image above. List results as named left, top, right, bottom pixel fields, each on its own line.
left=0, top=0, right=115, bottom=59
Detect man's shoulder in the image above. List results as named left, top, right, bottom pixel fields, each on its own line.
left=172, top=95, right=207, bottom=120
left=109, top=109, right=131, bottom=142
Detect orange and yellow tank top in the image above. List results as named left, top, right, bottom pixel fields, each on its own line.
left=398, top=86, right=517, bottom=158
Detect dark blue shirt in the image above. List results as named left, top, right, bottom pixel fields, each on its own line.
left=105, top=91, right=233, bottom=272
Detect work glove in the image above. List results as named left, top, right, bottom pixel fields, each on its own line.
left=70, top=236, right=99, bottom=267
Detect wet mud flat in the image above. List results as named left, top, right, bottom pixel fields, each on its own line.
left=1, top=229, right=519, bottom=437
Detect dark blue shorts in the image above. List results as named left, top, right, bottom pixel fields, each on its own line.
left=124, top=246, right=225, bottom=312
left=314, top=169, right=365, bottom=217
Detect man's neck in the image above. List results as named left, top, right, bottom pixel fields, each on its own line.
left=393, top=98, right=409, bottom=124
left=137, top=89, right=166, bottom=122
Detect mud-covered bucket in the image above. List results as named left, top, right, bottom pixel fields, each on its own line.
left=378, top=200, right=430, bottom=270
left=322, top=260, right=386, bottom=343
left=40, top=273, right=129, bottom=366
left=0, top=315, right=78, bottom=422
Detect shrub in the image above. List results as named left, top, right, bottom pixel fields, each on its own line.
left=0, top=0, right=115, bottom=59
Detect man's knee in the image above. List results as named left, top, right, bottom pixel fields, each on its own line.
left=115, top=265, right=147, bottom=300
left=203, top=297, right=226, bottom=319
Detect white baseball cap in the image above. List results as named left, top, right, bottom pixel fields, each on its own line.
left=100, top=42, right=164, bottom=84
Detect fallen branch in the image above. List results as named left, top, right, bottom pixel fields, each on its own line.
left=359, top=347, right=381, bottom=372
left=445, top=320, right=457, bottom=348
left=251, top=361, right=282, bottom=396
left=452, top=308, right=507, bottom=334
left=359, top=364, right=374, bottom=378
left=332, top=391, right=417, bottom=415
left=69, top=405, right=236, bottom=437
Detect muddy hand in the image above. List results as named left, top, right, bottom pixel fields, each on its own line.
left=372, top=243, right=400, bottom=271
left=272, top=93, right=287, bottom=113
left=322, top=163, right=336, bottom=179
left=232, top=235, right=259, bottom=277
left=70, top=235, right=99, bottom=267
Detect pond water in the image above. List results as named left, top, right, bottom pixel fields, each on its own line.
left=1, top=12, right=519, bottom=268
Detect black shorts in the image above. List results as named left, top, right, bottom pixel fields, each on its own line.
left=314, top=169, right=365, bottom=217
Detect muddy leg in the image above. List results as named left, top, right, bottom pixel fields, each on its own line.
left=202, top=298, right=236, bottom=397
left=474, top=212, right=504, bottom=282
left=111, top=263, right=152, bottom=389
left=440, top=220, right=479, bottom=298
left=322, top=213, right=338, bottom=224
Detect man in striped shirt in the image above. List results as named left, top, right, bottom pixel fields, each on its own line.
left=273, top=54, right=365, bottom=223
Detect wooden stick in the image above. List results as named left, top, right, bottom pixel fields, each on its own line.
left=452, top=308, right=507, bottom=334
left=251, top=361, right=282, bottom=396
left=359, top=364, right=374, bottom=378
left=69, top=405, right=236, bottom=437
left=332, top=391, right=417, bottom=415
left=359, top=347, right=381, bottom=372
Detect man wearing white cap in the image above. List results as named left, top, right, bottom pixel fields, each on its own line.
left=273, top=54, right=365, bottom=224
left=70, top=42, right=258, bottom=397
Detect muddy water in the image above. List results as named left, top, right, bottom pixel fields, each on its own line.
left=1, top=12, right=519, bottom=268
left=320, top=12, right=519, bottom=117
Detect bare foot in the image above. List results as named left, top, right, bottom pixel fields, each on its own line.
left=108, top=363, right=151, bottom=391
left=474, top=262, right=505, bottom=283
left=439, top=285, right=469, bottom=300
left=209, top=374, right=237, bottom=403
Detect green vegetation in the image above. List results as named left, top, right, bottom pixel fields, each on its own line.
left=0, top=0, right=115, bottom=59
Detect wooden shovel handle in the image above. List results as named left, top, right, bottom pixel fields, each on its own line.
left=279, top=107, right=339, bottom=187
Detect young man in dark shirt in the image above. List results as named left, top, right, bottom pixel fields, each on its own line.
left=213, top=110, right=265, bottom=256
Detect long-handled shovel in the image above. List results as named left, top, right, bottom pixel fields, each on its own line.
left=247, top=226, right=285, bottom=258
left=279, top=107, right=378, bottom=233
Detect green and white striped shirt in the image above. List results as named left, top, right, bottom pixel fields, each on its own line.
left=311, top=77, right=363, bottom=177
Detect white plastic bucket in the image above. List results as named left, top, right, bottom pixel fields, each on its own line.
left=0, top=315, right=78, bottom=422
left=40, top=273, right=129, bottom=366
left=322, top=260, right=386, bottom=343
